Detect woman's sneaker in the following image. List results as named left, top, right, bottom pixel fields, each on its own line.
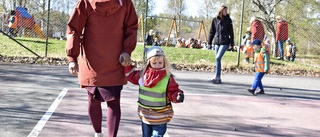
left=208, top=78, right=222, bottom=84
left=208, top=79, right=215, bottom=83
left=94, top=133, right=103, bottom=137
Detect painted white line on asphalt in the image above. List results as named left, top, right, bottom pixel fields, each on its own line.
left=27, top=88, right=69, bottom=137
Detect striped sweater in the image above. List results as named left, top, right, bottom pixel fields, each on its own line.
left=138, top=105, right=174, bottom=125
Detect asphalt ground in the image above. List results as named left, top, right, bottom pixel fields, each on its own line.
left=0, top=63, right=319, bottom=137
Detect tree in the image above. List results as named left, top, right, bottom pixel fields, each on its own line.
left=249, top=0, right=320, bottom=56
left=132, top=0, right=156, bottom=42
left=15, top=0, right=27, bottom=7
left=0, top=0, right=9, bottom=12
left=167, top=0, right=186, bottom=35
left=132, top=0, right=155, bottom=17
left=197, top=0, right=221, bottom=39
left=198, top=0, right=216, bottom=20
left=50, top=10, right=69, bottom=37
left=26, top=0, right=47, bottom=36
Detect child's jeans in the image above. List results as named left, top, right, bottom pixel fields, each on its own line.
left=9, top=28, right=15, bottom=37
left=290, top=56, right=296, bottom=62
left=142, top=122, right=167, bottom=137
left=291, top=48, right=296, bottom=62
left=251, top=72, right=265, bottom=90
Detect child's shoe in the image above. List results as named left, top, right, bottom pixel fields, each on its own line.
left=256, top=89, right=265, bottom=94
left=244, top=58, right=250, bottom=64
left=213, top=78, right=222, bottom=84
left=247, top=88, right=255, bottom=95
left=94, top=133, right=103, bottom=137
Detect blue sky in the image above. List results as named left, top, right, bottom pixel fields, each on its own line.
left=152, top=0, right=199, bottom=17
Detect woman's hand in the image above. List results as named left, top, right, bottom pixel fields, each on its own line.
left=68, top=62, right=78, bottom=76
left=119, top=53, right=131, bottom=66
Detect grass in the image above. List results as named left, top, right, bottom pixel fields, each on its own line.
left=132, top=45, right=216, bottom=64
left=0, top=35, right=319, bottom=77
left=0, top=35, right=66, bottom=57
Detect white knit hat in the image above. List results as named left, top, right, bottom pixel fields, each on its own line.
left=146, top=46, right=165, bottom=60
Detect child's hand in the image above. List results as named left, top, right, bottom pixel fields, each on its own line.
left=170, top=92, right=184, bottom=103
left=176, top=92, right=184, bottom=103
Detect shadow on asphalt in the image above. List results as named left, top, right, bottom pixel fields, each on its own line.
left=177, top=78, right=320, bottom=101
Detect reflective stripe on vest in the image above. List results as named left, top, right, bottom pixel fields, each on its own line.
left=255, top=52, right=265, bottom=73
left=138, top=75, right=170, bottom=109
left=244, top=45, right=254, bottom=58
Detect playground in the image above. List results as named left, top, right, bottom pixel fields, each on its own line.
left=1, top=7, right=45, bottom=39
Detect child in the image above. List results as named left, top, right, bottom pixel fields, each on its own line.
left=152, top=37, right=160, bottom=46
left=285, top=39, right=297, bottom=62
left=145, top=29, right=154, bottom=45
left=247, top=39, right=270, bottom=95
left=176, top=38, right=184, bottom=48
left=262, top=35, right=271, bottom=56
left=124, top=46, right=184, bottom=137
left=8, top=10, right=18, bottom=37
left=186, top=38, right=194, bottom=48
left=242, top=30, right=253, bottom=64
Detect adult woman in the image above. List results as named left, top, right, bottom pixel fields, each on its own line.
left=207, top=5, right=234, bottom=84
left=250, top=16, right=265, bottom=42
left=66, top=0, right=138, bottom=137
left=275, top=16, right=288, bottom=60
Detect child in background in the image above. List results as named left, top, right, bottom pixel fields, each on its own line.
left=124, top=46, right=184, bottom=137
left=145, top=29, right=154, bottom=45
left=285, top=39, right=297, bottom=62
left=176, top=38, right=185, bottom=48
left=263, top=35, right=271, bottom=56
left=242, top=30, right=253, bottom=64
left=8, top=10, right=18, bottom=37
left=186, top=38, right=194, bottom=48
left=181, top=38, right=186, bottom=48
left=152, top=37, right=160, bottom=46
left=176, top=38, right=182, bottom=48
left=240, top=29, right=251, bottom=51
left=247, top=39, right=270, bottom=95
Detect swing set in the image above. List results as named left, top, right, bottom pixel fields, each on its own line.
left=138, top=15, right=208, bottom=46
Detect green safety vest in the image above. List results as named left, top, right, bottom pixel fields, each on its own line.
left=138, top=75, right=170, bottom=109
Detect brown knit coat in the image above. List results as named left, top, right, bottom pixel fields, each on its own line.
left=66, top=0, right=138, bottom=86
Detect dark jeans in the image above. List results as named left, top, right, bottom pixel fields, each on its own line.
left=277, top=40, right=286, bottom=59
left=9, top=28, right=15, bottom=37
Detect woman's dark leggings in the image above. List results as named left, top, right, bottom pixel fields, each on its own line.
left=88, top=94, right=121, bottom=137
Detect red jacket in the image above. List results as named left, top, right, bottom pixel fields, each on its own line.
left=124, top=65, right=184, bottom=103
left=250, top=20, right=265, bottom=42
left=276, top=21, right=288, bottom=42
left=66, top=0, right=138, bottom=86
